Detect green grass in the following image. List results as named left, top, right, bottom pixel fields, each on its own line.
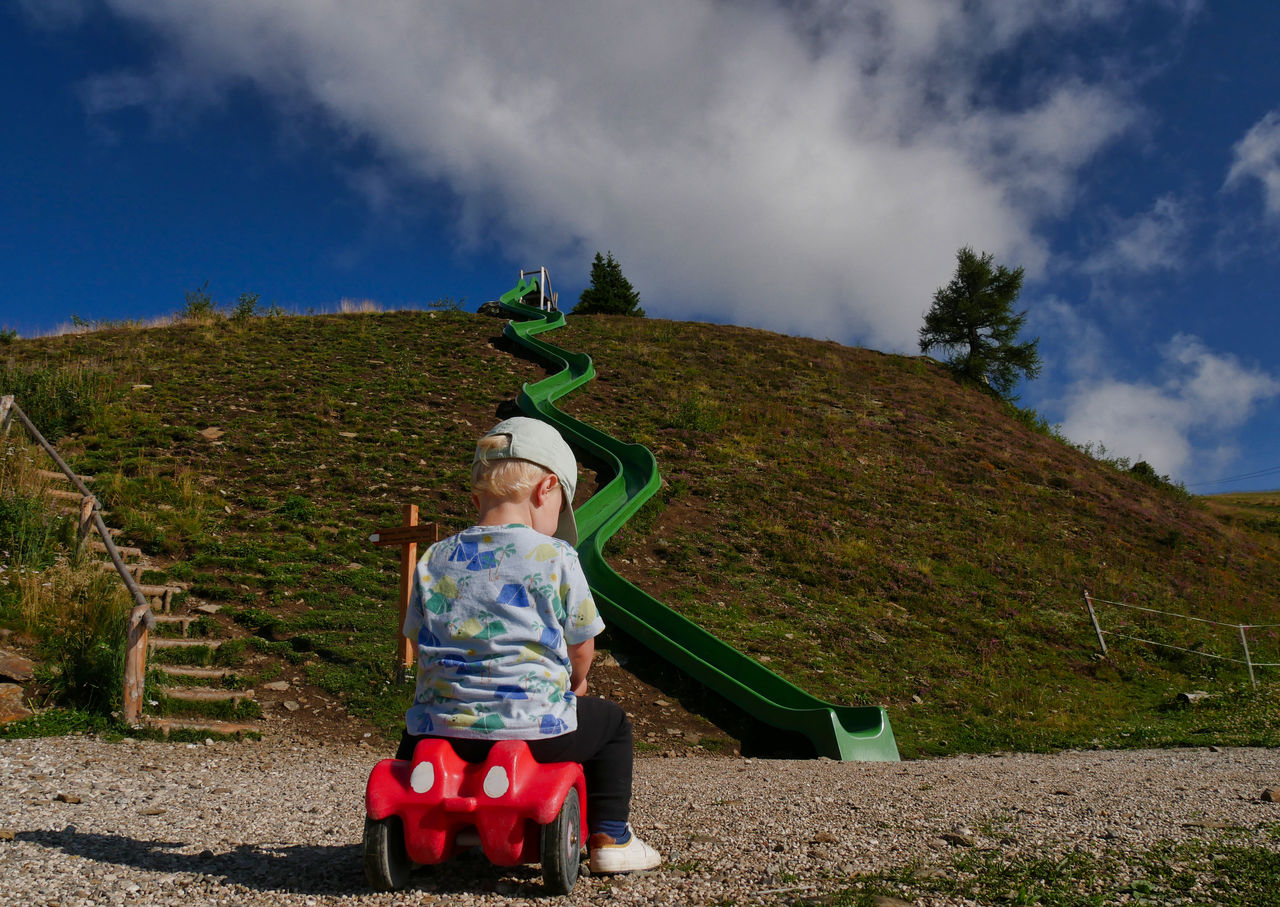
left=151, top=691, right=262, bottom=721
left=0, top=362, right=110, bottom=442
left=3, top=310, right=1280, bottom=755
left=0, top=488, right=74, bottom=568
left=0, top=708, right=119, bottom=740
left=816, top=828, right=1280, bottom=907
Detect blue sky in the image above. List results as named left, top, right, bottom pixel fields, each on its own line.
left=3, top=1, right=1278, bottom=491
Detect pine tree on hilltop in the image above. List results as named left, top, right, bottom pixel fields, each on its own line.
left=919, top=247, right=1041, bottom=401
left=572, top=251, right=645, bottom=317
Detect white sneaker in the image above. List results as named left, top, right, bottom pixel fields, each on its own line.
left=588, top=826, right=662, bottom=873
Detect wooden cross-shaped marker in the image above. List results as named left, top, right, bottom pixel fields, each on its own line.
left=370, top=504, right=439, bottom=683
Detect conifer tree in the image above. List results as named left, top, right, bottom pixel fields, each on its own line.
left=919, top=247, right=1041, bottom=400
left=572, top=251, right=644, bottom=317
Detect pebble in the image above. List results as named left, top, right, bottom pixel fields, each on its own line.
left=0, top=739, right=1276, bottom=905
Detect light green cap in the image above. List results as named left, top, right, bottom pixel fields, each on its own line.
left=475, top=417, right=579, bottom=545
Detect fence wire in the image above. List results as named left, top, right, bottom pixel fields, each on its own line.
left=1086, top=596, right=1280, bottom=630
left=1084, top=591, right=1278, bottom=685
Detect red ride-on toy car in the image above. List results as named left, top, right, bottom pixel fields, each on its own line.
left=363, top=738, right=588, bottom=894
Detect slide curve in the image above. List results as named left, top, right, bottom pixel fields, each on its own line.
left=497, top=277, right=898, bottom=761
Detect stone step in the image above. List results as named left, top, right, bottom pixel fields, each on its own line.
left=160, top=686, right=255, bottom=704
left=141, top=717, right=260, bottom=738
left=152, top=665, right=237, bottom=680
left=46, top=488, right=87, bottom=503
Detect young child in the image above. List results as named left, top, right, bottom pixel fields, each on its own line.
left=398, top=416, right=661, bottom=873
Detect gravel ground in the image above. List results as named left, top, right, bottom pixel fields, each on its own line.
left=1, top=734, right=1276, bottom=906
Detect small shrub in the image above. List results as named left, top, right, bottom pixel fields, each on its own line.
left=231, top=292, right=261, bottom=323
left=1129, top=460, right=1188, bottom=497
left=19, top=562, right=131, bottom=714
left=182, top=281, right=219, bottom=321
left=277, top=494, right=317, bottom=522
left=0, top=328, right=16, bottom=344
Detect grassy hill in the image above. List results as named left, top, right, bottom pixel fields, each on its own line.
left=3, top=309, right=1278, bottom=757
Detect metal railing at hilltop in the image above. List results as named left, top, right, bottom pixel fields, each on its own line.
left=1084, top=591, right=1279, bottom=687
left=1, top=394, right=156, bottom=722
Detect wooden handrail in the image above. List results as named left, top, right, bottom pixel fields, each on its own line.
left=1, top=394, right=156, bottom=722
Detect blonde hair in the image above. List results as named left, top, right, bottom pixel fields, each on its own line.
left=471, top=434, right=551, bottom=500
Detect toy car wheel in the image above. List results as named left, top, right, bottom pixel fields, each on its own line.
left=363, top=816, right=413, bottom=891
left=540, top=786, right=581, bottom=894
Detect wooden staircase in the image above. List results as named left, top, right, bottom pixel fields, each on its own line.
left=142, top=584, right=262, bottom=738
left=39, top=468, right=262, bottom=739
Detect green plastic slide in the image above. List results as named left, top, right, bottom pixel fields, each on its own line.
left=497, top=278, right=899, bottom=761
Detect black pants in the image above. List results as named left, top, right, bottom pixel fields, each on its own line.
left=396, top=696, right=633, bottom=828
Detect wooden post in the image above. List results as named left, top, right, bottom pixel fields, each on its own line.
left=397, top=504, right=418, bottom=682
left=1238, top=625, right=1257, bottom=688
left=77, top=495, right=96, bottom=552
left=0, top=395, right=12, bottom=438
left=123, top=604, right=151, bottom=725
left=371, top=506, right=439, bottom=685
left=1084, top=591, right=1108, bottom=656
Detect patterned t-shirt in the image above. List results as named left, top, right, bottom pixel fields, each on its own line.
left=403, top=524, right=604, bottom=739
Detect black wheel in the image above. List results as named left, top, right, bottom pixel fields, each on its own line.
left=363, top=816, right=413, bottom=891
left=540, top=786, right=582, bottom=894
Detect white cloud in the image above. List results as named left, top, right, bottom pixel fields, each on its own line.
left=1084, top=194, right=1189, bottom=276
left=65, top=0, right=1152, bottom=350
left=1057, top=333, right=1280, bottom=480
left=1225, top=109, right=1280, bottom=216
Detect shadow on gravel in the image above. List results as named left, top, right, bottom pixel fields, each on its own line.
left=18, top=826, right=560, bottom=898
left=19, top=827, right=366, bottom=896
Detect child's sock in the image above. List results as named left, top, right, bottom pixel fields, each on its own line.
left=591, top=820, right=631, bottom=845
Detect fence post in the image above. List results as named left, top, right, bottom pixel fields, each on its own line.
left=1084, top=591, right=1108, bottom=656
left=123, top=604, right=151, bottom=725
left=0, top=395, right=12, bottom=438
left=1238, top=625, right=1257, bottom=689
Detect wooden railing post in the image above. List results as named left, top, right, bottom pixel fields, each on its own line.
left=77, top=495, right=96, bottom=552
left=123, top=604, right=151, bottom=725
left=0, top=395, right=13, bottom=438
